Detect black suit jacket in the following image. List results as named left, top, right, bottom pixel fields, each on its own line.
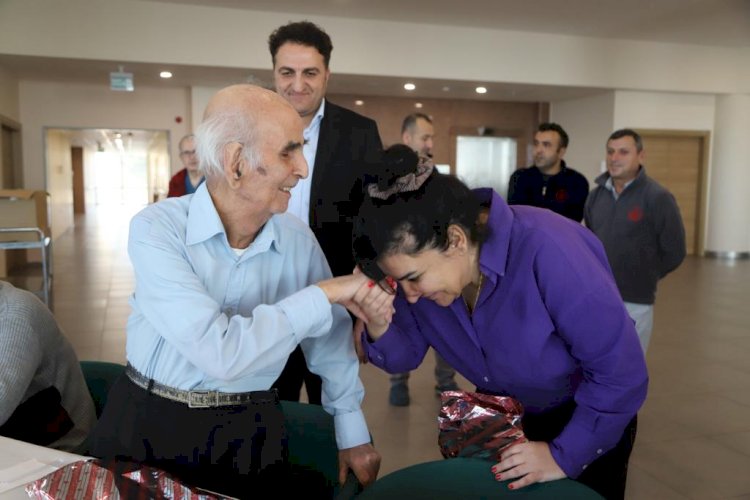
left=307, top=101, right=383, bottom=277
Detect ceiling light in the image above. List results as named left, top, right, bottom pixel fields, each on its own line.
left=415, top=102, right=423, bottom=108
left=355, top=100, right=364, bottom=106
left=475, top=86, right=488, bottom=94
left=404, top=83, right=416, bottom=91
left=442, top=86, right=450, bottom=92
left=160, top=71, right=173, bottom=79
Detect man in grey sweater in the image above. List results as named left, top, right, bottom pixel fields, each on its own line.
left=585, top=129, right=686, bottom=353
left=0, top=281, right=96, bottom=452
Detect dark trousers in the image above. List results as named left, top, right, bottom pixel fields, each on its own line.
left=0, top=386, right=73, bottom=447
left=522, top=401, right=637, bottom=500
left=89, top=375, right=296, bottom=499
left=272, top=345, right=322, bottom=405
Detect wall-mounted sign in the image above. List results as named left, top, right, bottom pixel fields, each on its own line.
left=110, top=71, right=134, bottom=92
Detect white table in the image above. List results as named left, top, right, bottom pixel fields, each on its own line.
left=0, top=436, right=90, bottom=499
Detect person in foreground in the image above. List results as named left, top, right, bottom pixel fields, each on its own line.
left=89, top=84, right=380, bottom=498
left=0, top=280, right=96, bottom=453
left=351, top=145, right=648, bottom=500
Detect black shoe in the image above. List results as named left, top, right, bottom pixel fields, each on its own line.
left=389, top=383, right=410, bottom=406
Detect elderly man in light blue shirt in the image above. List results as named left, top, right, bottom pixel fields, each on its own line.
left=89, top=84, right=382, bottom=497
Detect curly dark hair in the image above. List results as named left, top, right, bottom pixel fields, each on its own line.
left=353, top=145, right=487, bottom=282
left=268, top=21, right=333, bottom=67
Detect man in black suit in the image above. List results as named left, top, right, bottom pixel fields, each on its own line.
left=268, top=21, right=383, bottom=404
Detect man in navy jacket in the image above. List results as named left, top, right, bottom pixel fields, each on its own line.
left=507, top=123, right=589, bottom=222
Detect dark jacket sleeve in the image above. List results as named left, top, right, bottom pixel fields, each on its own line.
left=653, top=189, right=686, bottom=278
left=566, top=173, right=590, bottom=223
left=507, top=169, right=524, bottom=204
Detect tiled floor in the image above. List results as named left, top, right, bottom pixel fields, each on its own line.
left=48, top=203, right=750, bottom=499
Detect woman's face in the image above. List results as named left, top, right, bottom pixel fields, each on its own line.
left=379, top=244, right=472, bottom=307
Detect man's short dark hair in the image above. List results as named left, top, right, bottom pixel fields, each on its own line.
left=401, top=113, right=433, bottom=135
left=538, top=122, right=569, bottom=149
left=608, top=128, right=643, bottom=152
left=268, top=21, right=333, bottom=67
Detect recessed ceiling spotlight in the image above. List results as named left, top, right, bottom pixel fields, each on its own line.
left=475, top=86, right=487, bottom=94
left=355, top=100, right=364, bottom=106
left=415, top=102, right=423, bottom=108
left=160, top=71, right=173, bottom=79
left=442, top=86, right=450, bottom=92
left=404, top=83, right=416, bottom=91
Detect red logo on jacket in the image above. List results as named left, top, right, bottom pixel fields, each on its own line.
left=628, top=206, right=644, bottom=222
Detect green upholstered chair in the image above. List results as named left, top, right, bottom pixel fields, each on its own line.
left=357, top=458, right=604, bottom=500
left=79, top=360, right=126, bottom=418
left=280, top=400, right=362, bottom=499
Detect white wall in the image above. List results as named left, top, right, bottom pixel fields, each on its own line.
left=613, top=91, right=716, bottom=131
left=707, top=94, right=750, bottom=253
left=1, top=0, right=748, bottom=95
left=550, top=91, right=615, bottom=182
left=190, top=86, right=219, bottom=130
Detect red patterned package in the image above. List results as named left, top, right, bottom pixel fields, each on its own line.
left=438, top=390, right=526, bottom=462
left=24, top=459, right=229, bottom=499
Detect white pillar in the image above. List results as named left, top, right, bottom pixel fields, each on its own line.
left=705, top=94, right=750, bottom=257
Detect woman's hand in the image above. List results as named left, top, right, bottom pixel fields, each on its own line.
left=491, top=441, right=566, bottom=490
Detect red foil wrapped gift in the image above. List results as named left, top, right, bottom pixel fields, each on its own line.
left=25, top=459, right=228, bottom=499
left=438, top=390, right=526, bottom=462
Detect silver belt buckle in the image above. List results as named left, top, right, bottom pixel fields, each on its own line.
left=188, top=390, right=218, bottom=408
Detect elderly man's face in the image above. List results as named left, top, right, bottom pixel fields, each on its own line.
left=273, top=42, right=330, bottom=121
left=239, top=108, right=308, bottom=216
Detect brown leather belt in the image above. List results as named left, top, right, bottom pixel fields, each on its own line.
left=125, top=363, right=278, bottom=408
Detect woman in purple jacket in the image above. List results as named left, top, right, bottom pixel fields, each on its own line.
left=351, top=145, right=647, bottom=500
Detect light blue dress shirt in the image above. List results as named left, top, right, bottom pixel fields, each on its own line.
left=125, top=182, right=369, bottom=449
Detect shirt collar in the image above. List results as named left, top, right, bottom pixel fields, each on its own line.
left=472, top=188, right=513, bottom=282
left=185, top=182, right=281, bottom=255
left=305, top=99, right=326, bottom=135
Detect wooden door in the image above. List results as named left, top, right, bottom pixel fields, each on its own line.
left=640, top=133, right=707, bottom=255
left=71, top=146, right=85, bottom=214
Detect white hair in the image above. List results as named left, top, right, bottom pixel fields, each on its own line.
left=195, top=110, right=261, bottom=179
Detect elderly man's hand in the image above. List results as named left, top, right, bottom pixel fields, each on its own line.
left=318, top=274, right=395, bottom=328
left=338, top=443, right=381, bottom=488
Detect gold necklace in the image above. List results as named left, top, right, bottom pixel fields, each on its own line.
left=463, top=272, right=484, bottom=314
